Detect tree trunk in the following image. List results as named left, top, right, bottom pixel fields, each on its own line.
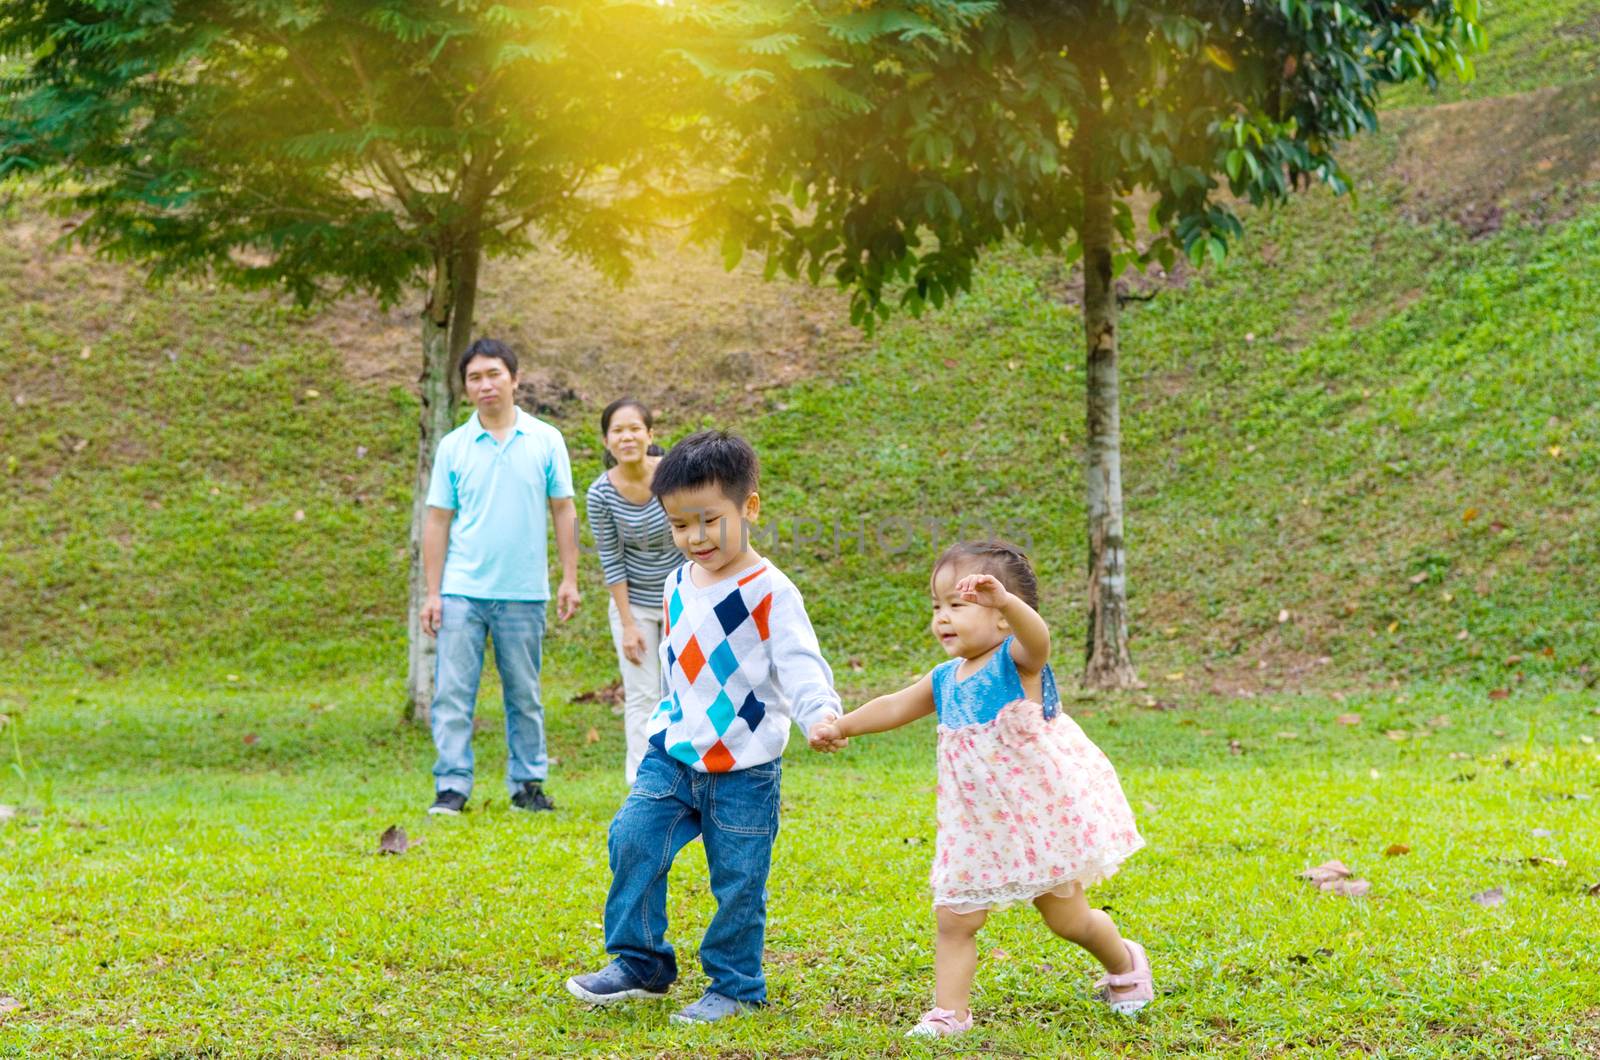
left=1075, top=90, right=1141, bottom=691
left=406, top=236, right=483, bottom=723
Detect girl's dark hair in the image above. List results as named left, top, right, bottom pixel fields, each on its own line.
left=458, top=337, right=517, bottom=385
left=931, top=540, right=1040, bottom=610
left=599, top=397, right=665, bottom=469
left=651, top=428, right=758, bottom=502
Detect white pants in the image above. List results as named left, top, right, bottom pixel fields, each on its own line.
left=608, top=598, right=664, bottom=785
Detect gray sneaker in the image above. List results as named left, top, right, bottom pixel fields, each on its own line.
left=669, top=991, right=761, bottom=1024
left=565, top=961, right=668, bottom=1005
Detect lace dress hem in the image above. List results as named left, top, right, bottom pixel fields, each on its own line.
left=932, top=840, right=1145, bottom=913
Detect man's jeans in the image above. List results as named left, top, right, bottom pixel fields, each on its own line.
left=430, top=595, right=548, bottom=797
left=604, top=749, right=782, bottom=1003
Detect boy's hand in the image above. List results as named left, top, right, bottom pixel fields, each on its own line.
left=808, top=717, right=848, bottom=753
left=955, top=573, right=1012, bottom=609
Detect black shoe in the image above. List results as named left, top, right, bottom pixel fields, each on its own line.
left=511, top=781, right=555, bottom=812
left=428, top=790, right=468, bottom=816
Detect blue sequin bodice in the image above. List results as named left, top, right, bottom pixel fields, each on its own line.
left=931, top=636, right=1061, bottom=729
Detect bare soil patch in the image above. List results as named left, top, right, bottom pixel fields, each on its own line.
left=302, top=230, right=862, bottom=428
left=1364, top=78, right=1600, bottom=229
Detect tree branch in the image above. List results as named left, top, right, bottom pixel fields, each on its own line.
left=337, top=37, right=433, bottom=225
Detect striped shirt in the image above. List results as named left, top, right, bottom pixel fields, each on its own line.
left=585, top=470, right=681, bottom=609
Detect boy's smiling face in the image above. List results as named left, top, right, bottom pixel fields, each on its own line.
left=660, top=482, right=762, bottom=580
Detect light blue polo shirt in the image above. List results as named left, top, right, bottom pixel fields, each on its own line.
left=426, top=409, right=574, bottom=601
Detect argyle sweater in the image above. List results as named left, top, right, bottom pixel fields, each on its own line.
left=647, top=559, right=841, bottom=773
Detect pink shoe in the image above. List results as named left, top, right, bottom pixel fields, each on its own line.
left=1094, top=940, right=1154, bottom=1016
left=905, top=1006, right=973, bottom=1038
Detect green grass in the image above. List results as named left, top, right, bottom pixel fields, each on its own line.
left=3, top=675, right=1599, bottom=1056
left=1384, top=0, right=1600, bottom=108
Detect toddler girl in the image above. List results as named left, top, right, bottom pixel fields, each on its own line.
left=809, top=541, right=1151, bottom=1037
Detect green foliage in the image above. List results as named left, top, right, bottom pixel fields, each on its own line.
left=0, top=0, right=1022, bottom=313
left=718, top=0, right=1484, bottom=324
left=0, top=1, right=788, bottom=304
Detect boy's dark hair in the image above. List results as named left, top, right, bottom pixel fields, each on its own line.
left=931, top=540, right=1040, bottom=610
left=458, top=338, right=518, bottom=386
left=650, top=428, right=759, bottom=503
left=600, top=397, right=666, bottom=469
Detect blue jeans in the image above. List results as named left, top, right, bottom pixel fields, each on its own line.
left=604, top=749, right=782, bottom=1003
left=430, top=595, right=548, bottom=797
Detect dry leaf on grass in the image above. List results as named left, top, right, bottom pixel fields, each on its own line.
left=1488, top=688, right=1510, bottom=700
left=1335, top=713, right=1362, bottom=726
left=1527, top=856, right=1567, bottom=868
left=1384, top=844, right=1411, bottom=857
left=585, top=727, right=600, bottom=745
left=1470, top=887, right=1505, bottom=908
left=573, top=683, right=624, bottom=708
left=1329, top=878, right=1370, bottom=897
left=1298, top=860, right=1372, bottom=898
left=1586, top=882, right=1600, bottom=897
left=1299, top=860, right=1354, bottom=886
left=242, top=733, right=258, bottom=746
left=378, top=825, right=409, bottom=856
left=0, top=996, right=19, bottom=1015
left=0, top=805, right=16, bottom=822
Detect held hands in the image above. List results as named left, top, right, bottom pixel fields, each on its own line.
left=955, top=573, right=1013, bottom=609
left=808, top=715, right=848, bottom=753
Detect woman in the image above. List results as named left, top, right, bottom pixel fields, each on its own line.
left=586, top=398, right=679, bottom=784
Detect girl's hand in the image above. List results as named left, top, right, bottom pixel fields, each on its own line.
left=955, top=573, right=1012, bottom=609
left=808, top=717, right=848, bottom=753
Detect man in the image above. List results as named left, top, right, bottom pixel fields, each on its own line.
left=420, top=338, right=582, bottom=815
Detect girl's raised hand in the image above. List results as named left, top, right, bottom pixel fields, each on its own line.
left=955, top=573, right=1012, bottom=609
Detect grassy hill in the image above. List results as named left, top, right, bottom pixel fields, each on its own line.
left=5, top=71, right=1599, bottom=701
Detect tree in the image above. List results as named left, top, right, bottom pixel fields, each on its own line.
left=0, top=0, right=996, bottom=716
left=0, top=0, right=882, bottom=719
left=721, top=0, right=1482, bottom=687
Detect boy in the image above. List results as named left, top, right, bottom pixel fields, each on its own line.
left=566, top=429, right=841, bottom=1024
